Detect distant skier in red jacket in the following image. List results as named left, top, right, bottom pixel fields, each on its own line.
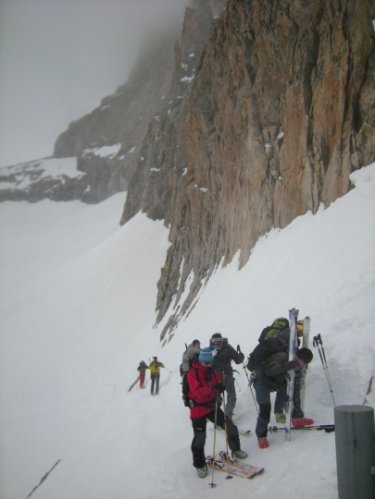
left=137, top=361, right=149, bottom=389
left=187, top=347, right=248, bottom=478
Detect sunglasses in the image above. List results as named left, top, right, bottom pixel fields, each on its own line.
left=202, top=361, right=213, bottom=366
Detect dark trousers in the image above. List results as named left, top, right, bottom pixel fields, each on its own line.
left=191, top=407, right=240, bottom=468
left=254, top=371, right=304, bottom=438
left=150, top=374, right=160, bottom=395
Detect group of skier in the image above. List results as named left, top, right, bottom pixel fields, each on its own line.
left=181, top=316, right=314, bottom=478
left=132, top=315, right=315, bottom=479
left=136, top=357, right=165, bottom=395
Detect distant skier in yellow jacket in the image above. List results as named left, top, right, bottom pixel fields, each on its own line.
left=149, top=356, right=165, bottom=395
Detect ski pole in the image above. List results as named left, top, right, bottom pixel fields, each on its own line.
left=312, top=334, right=336, bottom=405
left=221, top=388, right=233, bottom=480
left=210, top=400, right=218, bottom=488
left=313, top=334, right=336, bottom=406
left=362, top=375, right=373, bottom=406
left=237, top=345, right=259, bottom=414
left=248, top=373, right=259, bottom=414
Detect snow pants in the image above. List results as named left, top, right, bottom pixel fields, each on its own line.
left=191, top=407, right=241, bottom=468
left=254, top=371, right=305, bottom=437
left=150, top=373, right=160, bottom=395
left=254, top=377, right=288, bottom=438
left=223, top=374, right=236, bottom=418
left=139, top=371, right=146, bottom=388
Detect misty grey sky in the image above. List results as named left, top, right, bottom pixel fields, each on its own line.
left=0, top=0, right=188, bottom=168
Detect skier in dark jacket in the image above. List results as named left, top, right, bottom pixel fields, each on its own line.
left=209, top=333, right=244, bottom=419
left=187, top=348, right=248, bottom=478
left=247, top=318, right=313, bottom=448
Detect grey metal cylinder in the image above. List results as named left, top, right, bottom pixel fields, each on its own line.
left=334, top=404, right=375, bottom=499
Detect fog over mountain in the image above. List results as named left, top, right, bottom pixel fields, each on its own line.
left=0, top=0, right=188, bottom=167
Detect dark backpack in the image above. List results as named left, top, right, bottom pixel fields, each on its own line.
left=247, top=318, right=290, bottom=371
left=180, top=342, right=199, bottom=377
left=261, top=351, right=288, bottom=377
left=181, top=372, right=191, bottom=407
left=182, top=367, right=215, bottom=408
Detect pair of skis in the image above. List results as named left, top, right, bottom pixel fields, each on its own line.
left=285, top=308, right=298, bottom=440
left=206, top=451, right=264, bottom=480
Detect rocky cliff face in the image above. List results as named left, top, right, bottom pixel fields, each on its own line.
left=2, top=0, right=373, bottom=342
left=121, top=0, right=375, bottom=341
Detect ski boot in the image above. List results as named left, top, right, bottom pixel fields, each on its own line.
left=292, top=417, right=314, bottom=428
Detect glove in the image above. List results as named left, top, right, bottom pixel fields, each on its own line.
left=287, top=360, right=297, bottom=370
left=238, top=352, right=244, bottom=362
left=212, top=382, right=225, bottom=392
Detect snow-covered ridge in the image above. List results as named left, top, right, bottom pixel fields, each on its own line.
left=0, top=157, right=82, bottom=189
left=82, top=143, right=122, bottom=158
left=0, top=155, right=127, bottom=203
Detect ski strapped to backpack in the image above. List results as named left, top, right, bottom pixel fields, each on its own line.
left=299, top=316, right=311, bottom=412
left=285, top=308, right=299, bottom=440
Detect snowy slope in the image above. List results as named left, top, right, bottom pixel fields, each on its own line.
left=0, top=163, right=374, bottom=499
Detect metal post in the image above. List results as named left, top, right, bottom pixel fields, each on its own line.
left=334, top=405, right=375, bottom=499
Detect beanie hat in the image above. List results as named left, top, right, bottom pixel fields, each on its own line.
left=199, top=347, right=214, bottom=364
left=211, top=332, right=223, bottom=344
left=296, top=347, right=313, bottom=365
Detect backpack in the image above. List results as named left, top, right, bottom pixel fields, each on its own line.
left=247, top=318, right=290, bottom=371
left=182, top=367, right=200, bottom=407
left=181, top=372, right=191, bottom=407
left=181, top=366, right=215, bottom=408
left=180, top=342, right=199, bottom=377
left=258, top=317, right=290, bottom=344
left=261, top=351, right=288, bottom=377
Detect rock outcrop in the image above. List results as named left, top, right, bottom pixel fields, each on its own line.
left=1, top=0, right=373, bottom=341
left=121, top=0, right=375, bottom=340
